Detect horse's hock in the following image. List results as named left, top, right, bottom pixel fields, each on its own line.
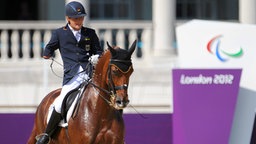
left=0, top=55, right=175, bottom=113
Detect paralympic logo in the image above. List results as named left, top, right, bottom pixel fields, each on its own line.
left=206, top=35, right=243, bottom=62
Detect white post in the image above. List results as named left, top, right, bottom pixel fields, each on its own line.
left=153, top=0, right=176, bottom=56
left=239, top=0, right=256, bottom=24
left=141, top=28, right=152, bottom=61
left=11, top=30, right=19, bottom=61
left=104, top=29, right=112, bottom=45
left=22, top=30, right=30, bottom=60
left=116, top=29, right=125, bottom=49
left=33, top=30, right=42, bottom=59
left=129, top=29, right=137, bottom=48
left=0, top=30, right=8, bottom=61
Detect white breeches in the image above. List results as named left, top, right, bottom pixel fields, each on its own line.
left=53, top=66, right=89, bottom=113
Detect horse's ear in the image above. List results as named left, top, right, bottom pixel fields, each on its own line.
left=107, top=41, right=112, bottom=48
left=128, top=40, right=137, bottom=55
left=107, top=41, right=116, bottom=55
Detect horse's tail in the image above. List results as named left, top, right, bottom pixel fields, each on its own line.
left=27, top=88, right=61, bottom=144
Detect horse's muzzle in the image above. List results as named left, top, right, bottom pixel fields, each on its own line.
left=115, top=96, right=129, bottom=109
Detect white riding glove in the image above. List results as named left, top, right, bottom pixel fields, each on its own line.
left=89, top=54, right=99, bottom=65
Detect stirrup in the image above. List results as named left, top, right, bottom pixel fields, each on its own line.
left=35, top=133, right=51, bottom=144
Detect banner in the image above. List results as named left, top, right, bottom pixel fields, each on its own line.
left=172, top=69, right=241, bottom=144
left=176, top=19, right=256, bottom=91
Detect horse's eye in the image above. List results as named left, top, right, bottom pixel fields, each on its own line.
left=112, top=66, right=120, bottom=76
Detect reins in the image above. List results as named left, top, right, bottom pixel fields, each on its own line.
left=49, top=57, right=119, bottom=107
left=49, top=57, right=135, bottom=111
left=50, top=57, right=92, bottom=79
left=50, top=58, right=63, bottom=78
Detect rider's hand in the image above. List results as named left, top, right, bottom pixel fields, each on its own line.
left=89, top=54, right=99, bottom=65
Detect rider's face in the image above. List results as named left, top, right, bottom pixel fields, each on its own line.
left=67, top=16, right=84, bottom=31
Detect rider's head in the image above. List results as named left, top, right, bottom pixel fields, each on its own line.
left=65, top=1, right=86, bottom=31
left=65, top=1, right=87, bottom=18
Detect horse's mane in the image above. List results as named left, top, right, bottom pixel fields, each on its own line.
left=92, top=47, right=118, bottom=82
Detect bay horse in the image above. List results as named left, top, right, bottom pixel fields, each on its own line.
left=27, top=40, right=137, bottom=144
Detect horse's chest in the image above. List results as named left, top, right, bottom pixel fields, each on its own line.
left=94, top=122, right=124, bottom=143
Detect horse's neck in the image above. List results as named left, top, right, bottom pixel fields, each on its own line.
left=86, top=51, right=114, bottom=116
left=84, top=85, right=113, bottom=120
left=92, top=51, right=111, bottom=107
left=91, top=79, right=109, bottom=104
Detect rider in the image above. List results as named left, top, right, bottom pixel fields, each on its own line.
left=36, top=1, right=103, bottom=144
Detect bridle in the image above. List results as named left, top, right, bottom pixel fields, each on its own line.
left=108, top=59, right=131, bottom=92
left=89, top=58, right=132, bottom=109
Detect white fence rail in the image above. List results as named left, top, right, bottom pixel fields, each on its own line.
left=0, top=20, right=152, bottom=61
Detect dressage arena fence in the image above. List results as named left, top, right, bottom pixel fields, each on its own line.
left=0, top=20, right=173, bottom=113
left=0, top=20, right=152, bottom=61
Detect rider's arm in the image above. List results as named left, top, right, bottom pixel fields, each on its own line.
left=43, top=30, right=59, bottom=59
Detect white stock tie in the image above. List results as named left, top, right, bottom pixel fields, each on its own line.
left=75, top=32, right=81, bottom=42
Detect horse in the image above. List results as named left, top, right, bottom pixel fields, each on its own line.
left=27, top=40, right=137, bottom=144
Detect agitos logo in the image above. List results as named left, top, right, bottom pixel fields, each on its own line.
left=207, top=35, right=243, bottom=62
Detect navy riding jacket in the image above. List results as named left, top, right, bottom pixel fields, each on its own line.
left=43, top=24, right=103, bottom=85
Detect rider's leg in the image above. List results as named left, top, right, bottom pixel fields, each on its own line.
left=53, top=67, right=89, bottom=113
left=36, top=83, right=79, bottom=144
left=36, top=108, right=62, bottom=144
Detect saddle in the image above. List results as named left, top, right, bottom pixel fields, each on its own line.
left=61, top=82, right=88, bottom=122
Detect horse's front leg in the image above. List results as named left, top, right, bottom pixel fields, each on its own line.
left=96, top=127, right=125, bottom=144
left=105, top=133, right=125, bottom=144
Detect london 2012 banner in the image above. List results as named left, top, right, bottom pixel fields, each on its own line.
left=175, top=19, right=256, bottom=143
left=172, top=69, right=241, bottom=144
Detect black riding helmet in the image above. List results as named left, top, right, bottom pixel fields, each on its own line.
left=65, top=1, right=87, bottom=18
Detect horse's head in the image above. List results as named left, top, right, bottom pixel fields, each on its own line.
left=107, top=40, right=136, bottom=109
left=93, top=40, right=136, bottom=110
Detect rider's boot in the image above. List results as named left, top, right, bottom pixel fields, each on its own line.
left=36, top=109, right=62, bottom=144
